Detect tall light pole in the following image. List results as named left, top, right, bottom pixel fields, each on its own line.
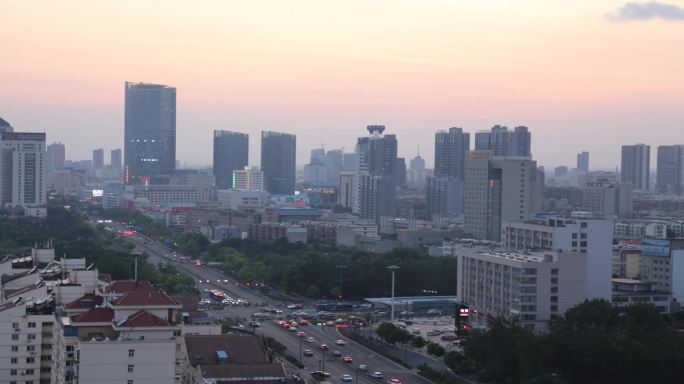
left=387, top=265, right=400, bottom=322
left=336, top=265, right=348, bottom=300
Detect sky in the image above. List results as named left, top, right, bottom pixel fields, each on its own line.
left=1, top=0, right=683, bottom=170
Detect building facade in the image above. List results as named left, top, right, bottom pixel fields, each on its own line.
left=427, top=127, right=470, bottom=219
left=213, top=130, right=249, bottom=190
left=261, top=131, right=296, bottom=195
left=474, top=125, right=531, bottom=157
left=621, top=144, right=650, bottom=191
left=0, top=132, right=47, bottom=207
left=656, top=145, right=684, bottom=195
left=232, top=165, right=264, bottom=191
left=576, top=151, right=589, bottom=173
left=124, top=81, right=177, bottom=183
left=356, top=125, right=397, bottom=221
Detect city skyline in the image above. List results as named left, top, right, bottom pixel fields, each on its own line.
left=2, top=1, right=684, bottom=169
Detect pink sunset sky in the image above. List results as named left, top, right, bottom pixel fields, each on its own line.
left=1, top=0, right=683, bottom=169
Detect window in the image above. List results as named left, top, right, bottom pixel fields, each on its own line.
left=12, top=322, right=19, bottom=329
left=551, top=277, right=559, bottom=284
left=10, top=369, right=17, bottom=376
left=551, top=268, right=558, bottom=275
left=11, top=357, right=17, bottom=364
left=580, top=233, right=587, bottom=239
left=26, top=357, right=35, bottom=363
left=11, top=346, right=18, bottom=352
left=581, top=222, right=587, bottom=228
left=550, top=286, right=559, bottom=293
left=26, top=369, right=34, bottom=375
left=128, top=381, right=134, bottom=384
left=28, top=322, right=36, bottom=328
left=12, top=334, right=18, bottom=340
left=550, top=296, right=558, bottom=303
left=572, top=233, right=577, bottom=239
left=551, top=305, right=558, bottom=312
left=128, top=349, right=135, bottom=357
left=128, top=365, right=134, bottom=373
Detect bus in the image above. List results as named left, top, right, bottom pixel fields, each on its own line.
left=195, top=259, right=203, bottom=267
left=209, top=290, right=225, bottom=301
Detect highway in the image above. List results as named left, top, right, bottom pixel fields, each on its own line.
left=121, top=228, right=426, bottom=384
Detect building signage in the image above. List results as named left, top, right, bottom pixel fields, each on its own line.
left=642, top=239, right=670, bottom=257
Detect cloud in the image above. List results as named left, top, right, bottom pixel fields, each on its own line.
left=607, top=1, right=684, bottom=21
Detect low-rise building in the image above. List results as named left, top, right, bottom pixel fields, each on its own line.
left=612, top=278, right=671, bottom=313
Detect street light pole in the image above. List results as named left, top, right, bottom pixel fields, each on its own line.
left=299, top=334, right=302, bottom=363
left=387, top=265, right=400, bottom=322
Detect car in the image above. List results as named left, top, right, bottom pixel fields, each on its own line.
left=332, top=350, right=342, bottom=357
left=297, top=331, right=306, bottom=337
left=370, top=372, right=383, bottom=379
left=387, top=379, right=402, bottom=384
left=248, top=321, right=260, bottom=327
left=440, top=334, right=458, bottom=341
left=426, top=330, right=441, bottom=336
left=358, top=364, right=368, bottom=371
left=306, top=337, right=316, bottom=343
left=342, top=356, right=353, bottom=363
left=311, top=371, right=331, bottom=378
left=341, top=374, right=353, bottom=382
left=288, top=326, right=298, bottom=332
left=319, top=344, right=329, bottom=350
left=303, top=349, right=314, bottom=357
left=298, top=319, right=309, bottom=326
left=335, top=339, right=346, bottom=346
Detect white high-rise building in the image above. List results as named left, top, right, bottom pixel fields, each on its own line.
left=502, top=211, right=614, bottom=301
left=455, top=247, right=589, bottom=332
left=232, top=166, right=264, bottom=191
left=464, top=151, right=542, bottom=241
left=0, top=132, right=47, bottom=207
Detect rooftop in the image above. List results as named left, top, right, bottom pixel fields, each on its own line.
left=72, top=308, right=115, bottom=323
left=112, top=291, right=180, bottom=307
left=117, top=310, right=171, bottom=328
left=185, top=335, right=269, bottom=365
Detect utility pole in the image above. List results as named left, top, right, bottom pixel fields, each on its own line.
left=336, top=265, right=348, bottom=300
left=131, top=251, right=142, bottom=281
left=387, top=265, right=400, bottom=322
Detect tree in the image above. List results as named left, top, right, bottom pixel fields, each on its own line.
left=426, top=342, right=445, bottom=357
left=330, top=286, right=342, bottom=299
left=305, top=285, right=321, bottom=298
left=411, top=336, right=426, bottom=348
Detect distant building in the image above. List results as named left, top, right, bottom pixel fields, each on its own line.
left=0, top=132, right=47, bottom=207
left=577, top=151, right=589, bottom=173
left=581, top=182, right=633, bottom=218
left=213, top=130, right=248, bottom=190
left=463, top=151, right=542, bottom=241
left=427, top=127, right=469, bottom=219
left=124, top=81, right=177, bottom=183
left=356, top=125, right=397, bottom=221
left=621, top=144, right=650, bottom=190
left=337, top=170, right=356, bottom=210
left=554, top=166, right=568, bottom=177
left=111, top=148, right=122, bottom=179
left=261, top=131, right=296, bottom=195
left=395, top=157, right=407, bottom=188
left=232, top=166, right=264, bottom=191
left=612, top=279, right=671, bottom=314
left=92, top=148, right=104, bottom=177
left=474, top=125, right=531, bottom=157
left=656, top=145, right=684, bottom=195
left=217, top=189, right=269, bottom=210
left=47, top=142, right=66, bottom=173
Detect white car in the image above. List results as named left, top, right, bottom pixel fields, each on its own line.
left=359, top=364, right=368, bottom=371
left=370, top=372, right=383, bottom=379
left=341, top=374, right=353, bottom=382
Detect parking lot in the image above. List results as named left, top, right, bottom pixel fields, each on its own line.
left=394, top=316, right=464, bottom=352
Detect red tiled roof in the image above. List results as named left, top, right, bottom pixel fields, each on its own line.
left=118, top=310, right=171, bottom=327
left=66, top=294, right=104, bottom=309
left=111, top=291, right=179, bottom=307
left=72, top=308, right=115, bottom=323
left=106, top=280, right=157, bottom=294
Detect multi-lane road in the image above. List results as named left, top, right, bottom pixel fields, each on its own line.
left=121, top=228, right=427, bottom=384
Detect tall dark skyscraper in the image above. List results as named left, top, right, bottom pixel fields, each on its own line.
left=213, top=130, right=249, bottom=190
left=427, top=127, right=470, bottom=219
left=92, top=148, right=104, bottom=171
left=124, top=81, right=176, bottom=183
left=474, top=125, right=531, bottom=157
left=261, top=131, right=296, bottom=195
left=656, top=145, right=684, bottom=195
left=621, top=144, right=650, bottom=191
left=577, top=151, right=589, bottom=173
left=111, top=148, right=122, bottom=179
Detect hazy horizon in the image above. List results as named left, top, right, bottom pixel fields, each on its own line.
left=2, top=0, right=683, bottom=169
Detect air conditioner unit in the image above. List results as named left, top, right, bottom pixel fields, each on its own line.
left=14, top=328, right=20, bottom=332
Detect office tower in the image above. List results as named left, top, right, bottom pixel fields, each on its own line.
left=407, top=150, right=426, bottom=185
left=111, top=148, right=122, bottom=178
left=656, top=145, right=684, bottom=195
left=395, top=157, right=407, bottom=188
left=427, top=127, right=470, bottom=219
left=93, top=148, right=104, bottom=170
left=124, top=81, right=177, bottom=183
left=338, top=170, right=356, bottom=209
left=343, top=152, right=356, bottom=171
left=261, top=131, right=296, bottom=195
left=324, top=149, right=343, bottom=186
left=47, top=142, right=66, bottom=172
left=0, top=132, right=47, bottom=207
left=582, top=181, right=633, bottom=218
left=554, top=166, right=568, bottom=177
left=0, top=116, right=13, bottom=133
left=577, top=151, right=589, bottom=173
left=621, top=144, right=650, bottom=190
left=212, top=130, right=249, bottom=190
left=463, top=151, right=542, bottom=241
left=232, top=166, right=264, bottom=191
left=310, top=148, right=325, bottom=162
left=303, top=160, right=326, bottom=185
left=356, top=125, right=397, bottom=220
left=474, top=125, right=531, bottom=157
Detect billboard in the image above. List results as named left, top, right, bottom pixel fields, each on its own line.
left=642, top=239, right=670, bottom=257
left=92, top=189, right=104, bottom=197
